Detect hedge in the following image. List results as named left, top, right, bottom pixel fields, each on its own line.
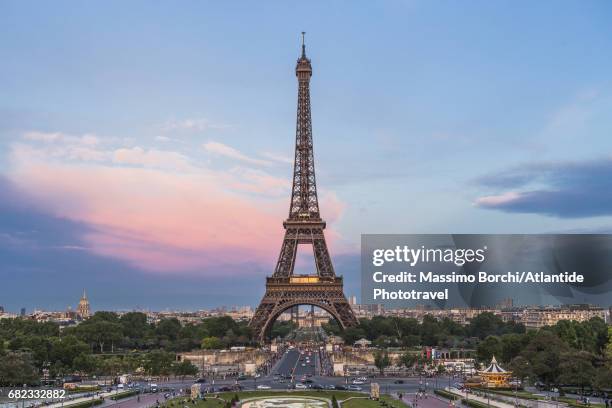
left=110, top=390, right=140, bottom=400
left=64, top=398, right=104, bottom=408
left=434, top=389, right=460, bottom=401
left=461, top=398, right=491, bottom=408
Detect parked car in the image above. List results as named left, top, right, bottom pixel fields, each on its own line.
left=348, top=385, right=362, bottom=391
left=295, top=383, right=308, bottom=389
left=256, top=385, right=271, bottom=390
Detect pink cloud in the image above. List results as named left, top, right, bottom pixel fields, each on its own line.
left=475, top=191, right=522, bottom=207
left=10, top=162, right=286, bottom=274
left=9, top=162, right=349, bottom=275
left=8, top=135, right=350, bottom=275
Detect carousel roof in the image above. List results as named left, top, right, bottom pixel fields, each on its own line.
left=481, top=356, right=508, bottom=373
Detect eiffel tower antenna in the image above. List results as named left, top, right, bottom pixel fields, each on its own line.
left=250, top=35, right=357, bottom=343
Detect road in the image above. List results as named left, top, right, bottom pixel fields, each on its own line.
left=236, top=346, right=450, bottom=395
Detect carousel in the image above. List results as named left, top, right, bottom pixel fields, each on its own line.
left=464, top=356, right=512, bottom=388
left=478, top=356, right=512, bottom=388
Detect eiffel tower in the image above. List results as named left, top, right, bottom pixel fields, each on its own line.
left=250, top=34, right=358, bottom=343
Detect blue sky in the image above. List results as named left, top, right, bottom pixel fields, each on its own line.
left=1, top=1, right=612, bottom=311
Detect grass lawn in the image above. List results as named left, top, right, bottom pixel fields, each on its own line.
left=162, top=391, right=409, bottom=407
left=476, top=388, right=545, bottom=401
left=342, top=395, right=408, bottom=407
left=558, top=397, right=605, bottom=408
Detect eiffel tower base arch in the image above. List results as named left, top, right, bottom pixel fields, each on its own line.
left=250, top=276, right=357, bottom=343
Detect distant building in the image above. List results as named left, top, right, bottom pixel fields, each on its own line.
left=0, top=305, right=4, bottom=313
left=522, top=304, right=605, bottom=329
left=496, top=298, right=513, bottom=310
left=352, top=303, right=384, bottom=318
left=77, top=289, right=91, bottom=319
left=20, top=307, right=26, bottom=316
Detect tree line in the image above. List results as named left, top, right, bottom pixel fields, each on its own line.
left=0, top=312, right=252, bottom=385
left=323, top=313, right=612, bottom=391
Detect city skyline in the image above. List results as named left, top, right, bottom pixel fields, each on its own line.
left=2, top=2, right=612, bottom=310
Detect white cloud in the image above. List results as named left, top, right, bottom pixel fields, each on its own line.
left=113, top=147, right=194, bottom=172
left=260, top=151, right=293, bottom=165
left=162, top=118, right=232, bottom=132
left=155, top=135, right=174, bottom=142
left=203, top=141, right=273, bottom=166
left=23, top=131, right=64, bottom=142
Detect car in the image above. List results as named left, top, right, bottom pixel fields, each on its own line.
left=256, top=385, right=271, bottom=390
left=325, top=384, right=336, bottom=390
left=295, top=383, right=307, bottom=389
left=195, top=378, right=207, bottom=384
left=394, top=380, right=404, bottom=384
left=219, top=386, right=231, bottom=392
left=335, top=385, right=347, bottom=391
left=237, top=376, right=247, bottom=381
left=311, top=384, right=323, bottom=390
left=348, top=385, right=362, bottom=391
left=352, top=380, right=365, bottom=385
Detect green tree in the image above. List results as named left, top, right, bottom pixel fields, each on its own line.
left=72, top=353, right=99, bottom=375
left=558, top=351, right=596, bottom=393
left=399, top=352, right=417, bottom=369
left=270, top=321, right=298, bottom=339
left=592, top=364, right=612, bottom=392
left=374, top=350, right=390, bottom=375
left=606, top=326, right=612, bottom=359
left=143, top=350, right=174, bottom=376
left=0, top=352, right=39, bottom=386
left=342, top=327, right=367, bottom=345
left=201, top=336, right=223, bottom=350
left=119, top=312, right=151, bottom=347
left=156, top=318, right=182, bottom=342
left=508, top=356, right=531, bottom=383
left=49, top=335, right=90, bottom=369
left=500, top=333, right=525, bottom=363
left=76, top=320, right=122, bottom=353
left=520, top=330, right=569, bottom=387
left=477, top=336, right=502, bottom=362
left=172, top=360, right=198, bottom=379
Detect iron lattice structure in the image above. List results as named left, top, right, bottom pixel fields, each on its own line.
left=250, top=35, right=358, bottom=343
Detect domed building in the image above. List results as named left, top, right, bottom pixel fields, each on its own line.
left=77, top=289, right=91, bottom=319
